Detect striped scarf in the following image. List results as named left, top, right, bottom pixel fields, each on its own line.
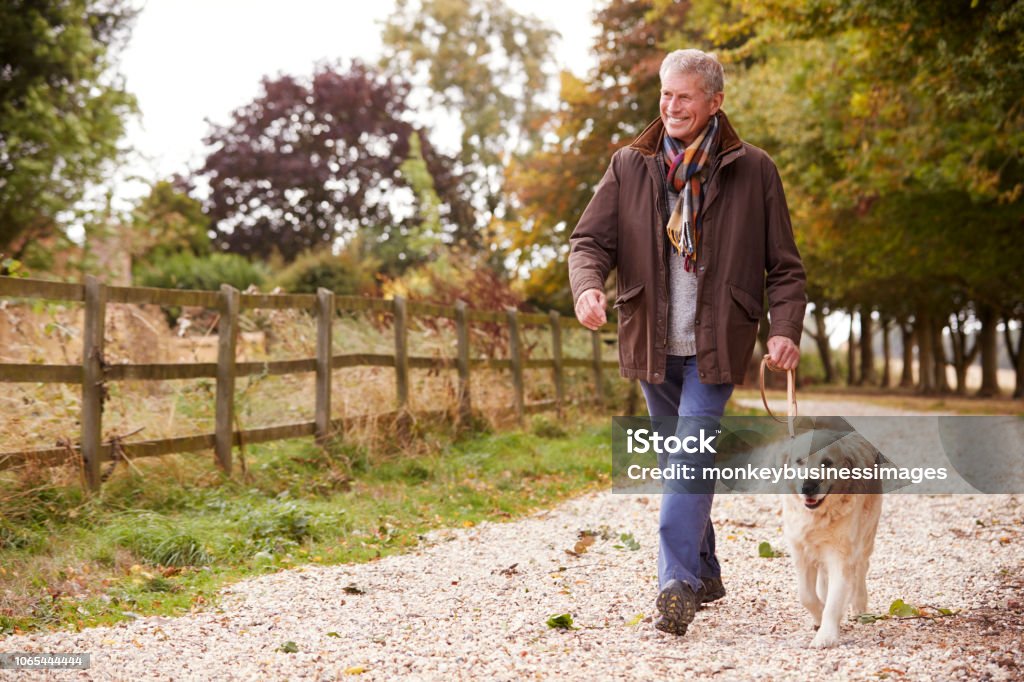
left=663, top=115, right=719, bottom=272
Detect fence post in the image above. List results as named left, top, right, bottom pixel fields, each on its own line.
left=215, top=284, right=239, bottom=474
left=393, top=295, right=409, bottom=411
left=507, top=307, right=525, bottom=422
left=454, top=300, right=471, bottom=425
left=591, top=330, right=604, bottom=406
left=549, top=310, right=564, bottom=416
left=81, top=275, right=106, bottom=490
left=315, top=287, right=334, bottom=445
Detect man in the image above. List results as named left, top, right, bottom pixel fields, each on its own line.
left=568, top=49, right=806, bottom=636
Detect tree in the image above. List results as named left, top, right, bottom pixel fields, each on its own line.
left=717, top=2, right=1024, bottom=394
left=381, top=0, right=558, bottom=224
left=129, top=179, right=212, bottom=268
left=197, top=61, right=471, bottom=266
left=0, top=0, right=137, bottom=254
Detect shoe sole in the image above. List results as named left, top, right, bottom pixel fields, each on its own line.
left=655, top=585, right=696, bottom=636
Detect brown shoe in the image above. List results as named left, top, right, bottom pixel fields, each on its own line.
left=654, top=579, right=697, bottom=636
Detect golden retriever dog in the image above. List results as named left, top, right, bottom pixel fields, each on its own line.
left=780, top=422, right=883, bottom=648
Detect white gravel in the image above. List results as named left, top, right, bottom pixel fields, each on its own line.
left=2, top=400, right=1022, bottom=681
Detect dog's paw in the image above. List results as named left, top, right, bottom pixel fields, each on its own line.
left=809, top=630, right=840, bottom=648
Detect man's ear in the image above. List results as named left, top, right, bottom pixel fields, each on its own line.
left=711, top=92, right=724, bottom=115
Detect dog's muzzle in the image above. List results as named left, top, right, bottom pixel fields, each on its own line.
left=800, top=481, right=827, bottom=509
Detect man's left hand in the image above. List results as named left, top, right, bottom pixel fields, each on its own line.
left=766, top=336, right=800, bottom=371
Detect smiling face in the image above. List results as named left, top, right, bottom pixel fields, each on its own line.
left=659, top=71, right=723, bottom=145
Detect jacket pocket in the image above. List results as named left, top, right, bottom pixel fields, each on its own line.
left=728, top=283, right=763, bottom=322
left=614, top=282, right=644, bottom=309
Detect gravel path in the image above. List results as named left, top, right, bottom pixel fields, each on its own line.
left=2, top=400, right=1022, bottom=681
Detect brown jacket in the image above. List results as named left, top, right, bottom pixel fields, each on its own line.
left=568, top=113, right=806, bottom=385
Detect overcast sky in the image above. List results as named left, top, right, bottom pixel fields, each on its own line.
left=115, top=0, right=601, bottom=200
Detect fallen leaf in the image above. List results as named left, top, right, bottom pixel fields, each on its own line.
left=546, top=613, right=579, bottom=630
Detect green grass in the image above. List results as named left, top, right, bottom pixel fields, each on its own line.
left=0, top=412, right=611, bottom=636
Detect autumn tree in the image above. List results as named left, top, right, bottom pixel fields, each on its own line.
left=380, top=0, right=557, bottom=226
left=197, top=61, right=471, bottom=267
left=0, top=0, right=138, bottom=255
left=715, top=1, right=1024, bottom=393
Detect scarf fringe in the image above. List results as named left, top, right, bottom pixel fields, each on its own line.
left=664, top=115, right=719, bottom=267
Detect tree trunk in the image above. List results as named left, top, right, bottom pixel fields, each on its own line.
left=881, top=318, right=891, bottom=388
left=976, top=303, right=1000, bottom=397
left=932, top=317, right=951, bottom=394
left=917, top=312, right=935, bottom=394
left=810, top=305, right=836, bottom=384
left=900, top=318, right=915, bottom=388
left=1004, top=318, right=1024, bottom=399
left=859, top=310, right=877, bottom=385
left=948, top=312, right=978, bottom=396
left=847, top=310, right=857, bottom=387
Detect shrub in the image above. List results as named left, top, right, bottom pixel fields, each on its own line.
left=134, top=251, right=268, bottom=292
left=272, top=248, right=379, bottom=296
left=383, top=250, right=522, bottom=312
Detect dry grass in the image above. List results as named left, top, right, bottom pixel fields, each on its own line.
left=0, top=301, right=616, bottom=458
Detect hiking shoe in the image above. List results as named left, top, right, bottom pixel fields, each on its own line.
left=697, top=576, right=726, bottom=605
left=654, top=579, right=697, bottom=636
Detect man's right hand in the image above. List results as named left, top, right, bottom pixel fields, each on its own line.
left=574, top=288, right=607, bottom=330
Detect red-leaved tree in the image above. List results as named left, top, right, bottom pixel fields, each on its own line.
left=198, top=61, right=472, bottom=266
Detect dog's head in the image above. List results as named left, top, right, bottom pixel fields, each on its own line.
left=784, top=430, right=881, bottom=510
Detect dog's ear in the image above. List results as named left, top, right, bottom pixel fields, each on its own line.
left=778, top=428, right=815, bottom=469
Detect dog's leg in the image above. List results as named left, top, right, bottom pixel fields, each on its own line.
left=816, top=568, right=828, bottom=605
left=850, top=559, right=869, bottom=617
left=794, top=553, right=823, bottom=629
left=810, top=555, right=852, bottom=648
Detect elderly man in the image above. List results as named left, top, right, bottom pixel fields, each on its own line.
left=568, top=49, right=806, bottom=636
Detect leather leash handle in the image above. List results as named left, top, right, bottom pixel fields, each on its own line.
left=759, top=354, right=797, bottom=437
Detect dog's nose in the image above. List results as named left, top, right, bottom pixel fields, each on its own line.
left=800, top=480, right=819, bottom=496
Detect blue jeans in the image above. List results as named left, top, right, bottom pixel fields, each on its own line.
left=640, top=355, right=734, bottom=592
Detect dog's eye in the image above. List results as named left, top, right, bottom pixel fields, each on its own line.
left=821, top=458, right=833, bottom=468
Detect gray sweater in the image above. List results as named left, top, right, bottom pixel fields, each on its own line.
left=665, top=184, right=698, bottom=357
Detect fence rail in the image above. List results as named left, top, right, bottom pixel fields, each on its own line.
left=0, top=275, right=621, bottom=488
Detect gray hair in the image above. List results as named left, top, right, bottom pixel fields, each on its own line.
left=659, top=49, right=725, bottom=98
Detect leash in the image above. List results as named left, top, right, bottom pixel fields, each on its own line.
left=759, top=354, right=797, bottom=437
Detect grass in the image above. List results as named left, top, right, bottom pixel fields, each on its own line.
left=0, top=411, right=612, bottom=636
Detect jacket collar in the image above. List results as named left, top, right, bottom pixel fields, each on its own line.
left=629, top=110, right=744, bottom=164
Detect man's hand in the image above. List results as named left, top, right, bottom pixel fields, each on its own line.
left=766, top=335, right=800, bottom=371
left=574, top=288, right=607, bottom=331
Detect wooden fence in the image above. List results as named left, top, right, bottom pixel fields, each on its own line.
left=0, top=275, right=622, bottom=489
